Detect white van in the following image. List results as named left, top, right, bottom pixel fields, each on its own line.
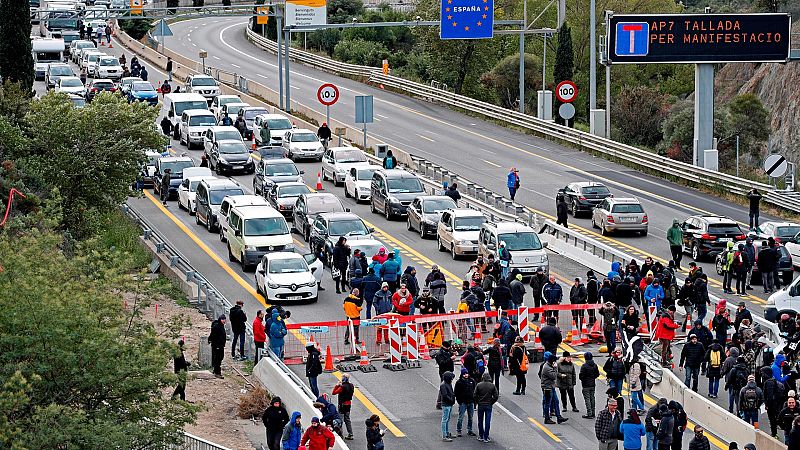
left=163, top=93, right=209, bottom=140
left=179, top=109, right=216, bottom=149
left=765, top=276, right=800, bottom=322
left=218, top=195, right=269, bottom=243
left=225, top=205, right=293, bottom=271
left=478, top=221, right=549, bottom=279
left=32, top=38, right=65, bottom=80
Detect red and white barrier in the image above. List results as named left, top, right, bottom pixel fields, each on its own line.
left=388, top=318, right=402, bottom=366
left=518, top=306, right=529, bottom=342
left=405, top=323, right=419, bottom=361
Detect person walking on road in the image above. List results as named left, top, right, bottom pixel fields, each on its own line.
left=253, top=310, right=266, bottom=363
left=507, top=167, right=520, bottom=200
left=654, top=306, right=680, bottom=366
left=530, top=267, right=547, bottom=321
left=268, top=309, right=287, bottom=360
left=747, top=188, right=762, bottom=230
left=620, top=409, right=646, bottom=450
left=282, top=412, right=303, bottom=450
left=539, top=316, right=563, bottom=355
left=455, top=368, right=477, bottom=437
left=580, top=352, right=600, bottom=419
left=139, top=65, right=148, bottom=81
left=541, top=352, right=569, bottom=425
left=262, top=397, right=290, bottom=450
left=229, top=300, right=247, bottom=360
left=758, top=240, right=777, bottom=294
left=362, top=268, right=382, bottom=319
left=332, top=373, right=355, bottom=440
left=444, top=183, right=462, bottom=202
left=316, top=122, right=332, bottom=148
left=332, top=236, right=351, bottom=294
left=780, top=398, right=800, bottom=444
left=382, top=150, right=398, bottom=169
left=558, top=351, right=579, bottom=413
left=301, top=417, right=335, bottom=450
left=604, top=348, right=627, bottom=397
left=667, top=219, right=684, bottom=270
left=763, top=366, right=787, bottom=438
left=474, top=371, right=499, bottom=442
left=628, top=361, right=645, bottom=412
left=510, top=336, right=528, bottom=396
left=305, top=342, right=323, bottom=398
left=705, top=339, right=724, bottom=398
left=655, top=404, right=674, bottom=450
left=160, top=168, right=172, bottom=205
left=440, top=371, right=456, bottom=441
left=644, top=398, right=667, bottom=450
left=165, top=56, right=173, bottom=81
left=595, top=398, right=623, bottom=450
left=739, top=374, right=764, bottom=427
left=172, top=340, right=190, bottom=401
left=208, top=314, right=227, bottom=378
left=557, top=196, right=569, bottom=228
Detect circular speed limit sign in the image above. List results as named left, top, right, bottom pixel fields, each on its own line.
left=555, top=80, right=578, bottom=103
left=317, top=83, right=339, bottom=106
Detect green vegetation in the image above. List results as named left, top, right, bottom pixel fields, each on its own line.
left=0, top=0, right=34, bottom=91
left=119, top=18, right=154, bottom=40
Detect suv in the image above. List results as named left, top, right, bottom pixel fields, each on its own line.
left=218, top=195, right=270, bottom=243
left=478, top=221, right=549, bottom=279
left=210, top=94, right=242, bottom=118
left=203, top=126, right=243, bottom=154
left=556, top=182, right=613, bottom=217
left=321, top=147, right=369, bottom=186
left=252, top=158, right=304, bottom=195
left=406, top=195, right=457, bottom=238
left=194, top=178, right=245, bottom=233
left=238, top=106, right=269, bottom=140
left=681, top=215, right=747, bottom=261
left=225, top=205, right=293, bottom=271
left=292, top=193, right=347, bottom=242
left=591, top=197, right=648, bottom=236
left=370, top=169, right=425, bottom=220
left=184, top=74, right=220, bottom=103
left=437, top=208, right=487, bottom=259
left=93, top=56, right=122, bottom=79
left=153, top=156, right=195, bottom=200
left=179, top=109, right=216, bottom=149
left=309, top=212, right=374, bottom=263
left=45, top=63, right=74, bottom=89
left=254, top=114, right=294, bottom=146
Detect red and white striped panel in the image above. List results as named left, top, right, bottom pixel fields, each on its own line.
left=405, top=323, right=419, bottom=361
left=389, top=319, right=402, bottom=365
left=518, top=307, right=529, bottom=342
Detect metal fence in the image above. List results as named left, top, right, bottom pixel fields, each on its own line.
left=170, top=433, right=233, bottom=450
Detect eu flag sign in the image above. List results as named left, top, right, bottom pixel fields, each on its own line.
left=440, top=0, right=494, bottom=40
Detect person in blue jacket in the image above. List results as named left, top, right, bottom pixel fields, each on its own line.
left=507, top=167, right=520, bottom=200
left=361, top=268, right=382, bottom=319
left=619, top=409, right=646, bottom=450
left=773, top=354, right=791, bottom=384
left=380, top=252, right=401, bottom=291
left=281, top=411, right=303, bottom=450
left=608, top=261, right=623, bottom=280
left=269, top=309, right=288, bottom=360
left=644, top=278, right=665, bottom=310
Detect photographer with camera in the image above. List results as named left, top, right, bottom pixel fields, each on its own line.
left=366, top=414, right=385, bottom=450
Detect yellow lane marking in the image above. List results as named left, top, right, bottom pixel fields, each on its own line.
left=482, top=159, right=501, bottom=168
left=528, top=417, right=562, bottom=443
left=141, top=190, right=406, bottom=437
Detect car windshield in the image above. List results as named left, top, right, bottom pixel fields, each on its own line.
left=498, top=232, right=543, bottom=251
left=191, top=77, right=216, bottom=86
left=209, top=188, right=244, bottom=205
left=307, top=196, right=344, bottom=213
left=175, top=101, right=209, bottom=115
left=70, top=97, right=86, bottom=108
left=218, top=142, right=247, bottom=154
left=454, top=216, right=486, bottom=231
left=132, top=82, right=154, bottom=92
left=189, top=115, right=215, bottom=126
left=245, top=217, right=289, bottom=236
left=611, top=204, right=644, bottom=213
left=329, top=219, right=369, bottom=237
left=226, top=105, right=245, bottom=115
left=581, top=185, right=611, bottom=195
left=268, top=258, right=308, bottom=274
left=87, top=54, right=100, bottom=62
left=707, top=224, right=744, bottom=235
left=216, top=131, right=242, bottom=142
left=161, top=160, right=194, bottom=176
left=60, top=78, right=82, bottom=87
left=388, top=177, right=423, bottom=194
left=775, top=226, right=800, bottom=240
left=219, top=97, right=240, bottom=106
left=267, top=118, right=292, bottom=130
left=423, top=198, right=456, bottom=213
left=50, top=66, right=72, bottom=75
left=335, top=150, right=366, bottom=163
left=292, top=133, right=318, bottom=143
left=93, top=82, right=113, bottom=89
left=265, top=163, right=299, bottom=176
left=244, top=109, right=268, bottom=120
left=99, top=58, right=119, bottom=66
left=278, top=185, right=310, bottom=198
left=356, top=168, right=377, bottom=180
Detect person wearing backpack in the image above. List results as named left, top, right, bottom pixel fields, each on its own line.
left=721, top=241, right=735, bottom=294
left=509, top=336, right=528, bottom=395
left=733, top=244, right=750, bottom=296
left=669, top=401, right=688, bottom=450
left=762, top=366, right=788, bottom=438
left=705, top=339, right=724, bottom=398
left=727, top=356, right=749, bottom=414
left=656, top=404, right=674, bottom=449
left=739, top=374, right=764, bottom=426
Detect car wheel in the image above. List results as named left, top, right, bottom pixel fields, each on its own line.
left=384, top=204, right=392, bottom=221
left=571, top=201, right=578, bottom=217
left=715, top=256, right=724, bottom=276
left=207, top=217, right=215, bottom=233
left=419, top=223, right=426, bottom=239
left=406, top=217, right=413, bottom=231
left=228, top=244, right=235, bottom=262
left=451, top=244, right=458, bottom=260
left=344, top=186, right=351, bottom=198
left=241, top=253, right=249, bottom=272
left=640, top=229, right=648, bottom=237
left=691, top=243, right=701, bottom=261
left=219, top=227, right=226, bottom=243
left=438, top=237, right=446, bottom=252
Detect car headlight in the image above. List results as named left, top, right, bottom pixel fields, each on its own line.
left=423, top=218, right=437, bottom=226
left=388, top=196, right=400, bottom=204
left=336, top=168, right=345, bottom=174
left=306, top=279, right=317, bottom=287
left=317, top=146, right=324, bottom=152
left=284, top=243, right=295, bottom=250
left=459, top=240, right=472, bottom=246
left=218, top=157, right=228, bottom=164
left=245, top=245, right=258, bottom=251
left=191, top=132, right=201, bottom=136
left=267, top=280, right=279, bottom=289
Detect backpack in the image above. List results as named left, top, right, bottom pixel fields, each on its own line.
left=709, top=349, right=721, bottom=368
left=520, top=352, right=529, bottom=372
left=733, top=252, right=744, bottom=269
left=742, top=387, right=758, bottom=410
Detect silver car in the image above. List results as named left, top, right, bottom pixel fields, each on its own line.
left=591, top=197, right=648, bottom=236
left=265, top=181, right=311, bottom=218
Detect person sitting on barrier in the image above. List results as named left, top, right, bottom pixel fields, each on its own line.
left=391, top=284, right=413, bottom=315
left=314, top=394, right=343, bottom=436
left=361, top=268, right=382, bottom=320
left=343, top=288, right=363, bottom=346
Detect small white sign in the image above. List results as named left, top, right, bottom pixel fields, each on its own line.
left=285, top=0, right=327, bottom=27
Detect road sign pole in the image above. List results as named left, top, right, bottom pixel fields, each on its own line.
left=276, top=11, right=283, bottom=110
left=736, top=135, right=740, bottom=178
left=326, top=105, right=330, bottom=128
left=605, top=63, right=611, bottom=136
left=693, top=64, right=715, bottom=168
left=589, top=0, right=596, bottom=112
left=518, top=0, right=526, bottom=114
left=284, top=27, right=291, bottom=111
left=363, top=122, right=367, bottom=150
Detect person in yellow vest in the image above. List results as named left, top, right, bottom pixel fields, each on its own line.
left=343, top=288, right=362, bottom=345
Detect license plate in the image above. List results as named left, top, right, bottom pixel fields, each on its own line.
left=233, top=166, right=243, bottom=170
left=469, top=247, right=477, bottom=252
left=619, top=217, right=637, bottom=223
left=719, top=237, right=732, bottom=242
left=287, top=295, right=301, bottom=300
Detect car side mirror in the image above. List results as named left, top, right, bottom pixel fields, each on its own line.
left=368, top=227, right=375, bottom=233
left=345, top=208, right=351, bottom=212
left=542, top=241, right=549, bottom=248
left=311, top=266, right=318, bottom=273
left=258, top=269, right=266, bottom=275
left=487, top=243, right=496, bottom=250
left=235, top=229, right=242, bottom=237
left=300, top=170, right=305, bottom=175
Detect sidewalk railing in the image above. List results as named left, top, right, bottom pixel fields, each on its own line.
left=171, top=433, right=233, bottom=450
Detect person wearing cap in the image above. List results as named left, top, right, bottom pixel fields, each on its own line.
left=172, top=340, right=190, bottom=401
left=305, top=341, right=323, bottom=397
left=229, top=300, right=248, bottom=360
left=301, top=416, right=335, bottom=450
left=262, top=396, right=290, bottom=450
left=507, top=167, right=520, bottom=200
left=595, top=398, right=623, bottom=450
left=620, top=409, right=646, bottom=450
left=282, top=411, right=303, bottom=450
left=579, top=352, right=600, bottom=419
left=208, top=314, right=227, bottom=378
left=654, top=306, right=680, bottom=366
left=655, top=403, right=674, bottom=449
left=429, top=270, right=448, bottom=314
left=557, top=351, right=579, bottom=413
left=332, top=373, right=355, bottom=440
left=316, top=122, right=331, bottom=146
left=680, top=334, right=706, bottom=392
left=734, top=301, right=753, bottom=331
left=416, top=287, right=437, bottom=316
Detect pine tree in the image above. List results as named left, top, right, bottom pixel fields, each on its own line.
left=0, top=0, right=34, bottom=91
left=553, top=23, right=574, bottom=126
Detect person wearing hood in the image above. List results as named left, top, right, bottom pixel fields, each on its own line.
left=373, top=282, right=393, bottom=316
left=680, top=334, right=706, bottom=392
left=763, top=366, right=787, bottom=438
left=644, top=278, right=665, bottom=310
left=332, top=373, right=355, bottom=440
left=380, top=252, right=401, bottom=291
left=361, top=268, right=382, bottom=319
left=580, top=352, right=601, bottom=419
left=619, top=409, right=646, bottom=450
left=391, top=283, right=413, bottom=315
left=726, top=355, right=749, bottom=413
left=208, top=315, right=227, bottom=378
left=400, top=266, right=419, bottom=314
left=416, top=287, right=437, bottom=315
left=556, top=194, right=569, bottom=228
left=645, top=398, right=668, bottom=450
left=539, top=316, right=563, bottom=355
left=314, top=394, right=342, bottom=432
left=372, top=247, right=388, bottom=265
left=711, top=307, right=732, bottom=345
left=474, top=371, right=500, bottom=442
left=269, top=309, right=288, bottom=361
left=454, top=368, right=477, bottom=437
left=281, top=411, right=303, bottom=450
left=301, top=416, right=335, bottom=450
left=668, top=400, right=688, bottom=450
left=656, top=404, right=674, bottom=449
left=722, top=241, right=736, bottom=294
left=343, top=288, right=363, bottom=345
left=557, top=351, right=579, bottom=413
left=705, top=339, right=724, bottom=398
left=305, top=342, right=323, bottom=398
left=428, top=271, right=448, bottom=314
left=667, top=219, right=684, bottom=270
left=263, top=397, right=290, bottom=450
left=595, top=398, right=623, bottom=450
left=365, top=414, right=384, bottom=450
left=172, top=340, right=190, bottom=401
left=440, top=371, right=456, bottom=441
left=739, top=374, right=764, bottom=427
left=382, top=149, right=398, bottom=169
left=491, top=277, right=512, bottom=311
left=540, top=352, right=569, bottom=425
left=773, top=353, right=791, bottom=384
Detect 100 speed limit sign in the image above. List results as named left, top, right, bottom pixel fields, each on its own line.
left=317, top=83, right=340, bottom=106
left=556, top=80, right=578, bottom=103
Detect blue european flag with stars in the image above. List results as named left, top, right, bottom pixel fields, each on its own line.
left=440, top=0, right=494, bottom=40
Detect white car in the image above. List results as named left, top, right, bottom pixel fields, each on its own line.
left=255, top=252, right=319, bottom=303
left=303, top=252, right=324, bottom=286
left=54, top=76, right=85, bottom=96
left=184, top=74, right=220, bottom=102
left=70, top=40, right=95, bottom=63
left=210, top=94, right=242, bottom=118
left=94, top=56, right=122, bottom=79
left=282, top=128, right=324, bottom=162
left=254, top=113, right=293, bottom=146
left=321, top=146, right=369, bottom=186
left=178, top=175, right=217, bottom=214
left=82, top=51, right=105, bottom=74
left=344, top=164, right=381, bottom=202
left=756, top=221, right=800, bottom=243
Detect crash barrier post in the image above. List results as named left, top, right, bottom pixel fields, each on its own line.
left=384, top=318, right=406, bottom=371
left=518, top=306, right=529, bottom=342
left=405, top=322, right=420, bottom=368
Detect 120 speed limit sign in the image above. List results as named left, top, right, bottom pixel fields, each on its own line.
left=555, top=80, right=578, bottom=103
left=317, top=83, right=340, bottom=106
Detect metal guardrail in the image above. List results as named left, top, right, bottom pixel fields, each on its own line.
left=242, top=26, right=800, bottom=215
left=172, top=433, right=234, bottom=450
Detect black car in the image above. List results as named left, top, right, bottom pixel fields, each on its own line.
left=207, top=140, right=255, bottom=175
left=308, top=212, right=373, bottom=262
left=556, top=182, right=613, bottom=217
left=682, top=215, right=747, bottom=261
left=291, top=193, right=347, bottom=242
left=715, top=243, right=794, bottom=286
left=152, top=156, right=195, bottom=200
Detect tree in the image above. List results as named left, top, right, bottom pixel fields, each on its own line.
left=726, top=93, right=770, bottom=159
left=328, top=0, right=364, bottom=23
left=0, top=0, right=34, bottom=91
left=660, top=99, right=729, bottom=163
left=553, top=23, right=574, bottom=125
left=118, top=19, right=152, bottom=40
left=611, top=85, right=668, bottom=147
left=480, top=53, right=542, bottom=110
left=307, top=29, right=341, bottom=56
left=0, top=232, right=198, bottom=448
left=333, top=38, right=388, bottom=67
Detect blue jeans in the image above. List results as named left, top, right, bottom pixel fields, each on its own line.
left=646, top=431, right=658, bottom=450
left=684, top=366, right=700, bottom=391
left=631, top=390, right=644, bottom=410
left=309, top=376, right=319, bottom=398
left=543, top=389, right=556, bottom=419
left=441, top=405, right=452, bottom=438
left=708, top=376, right=720, bottom=396
left=728, top=388, right=739, bottom=413
left=365, top=299, right=373, bottom=319
left=605, top=330, right=616, bottom=353
left=477, top=404, right=493, bottom=440
left=409, top=298, right=415, bottom=316
left=231, top=330, right=245, bottom=357
left=269, top=344, right=283, bottom=361
left=609, top=379, right=623, bottom=397
left=457, top=403, right=474, bottom=433
left=742, top=409, right=758, bottom=425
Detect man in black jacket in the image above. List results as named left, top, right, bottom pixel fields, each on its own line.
left=262, top=396, right=289, bottom=450
left=208, top=315, right=227, bottom=378
left=229, top=300, right=248, bottom=360
left=680, top=335, right=706, bottom=392
left=305, top=342, right=323, bottom=397
left=539, top=317, right=563, bottom=355
left=160, top=168, right=172, bottom=205
left=758, top=241, right=777, bottom=293
left=333, top=373, right=355, bottom=440
left=172, top=340, right=190, bottom=401
left=579, top=352, right=600, bottom=419
left=440, top=371, right=456, bottom=441
left=454, top=368, right=476, bottom=437
left=762, top=366, right=787, bottom=438
left=586, top=270, right=599, bottom=325
left=556, top=197, right=569, bottom=228
left=528, top=268, right=545, bottom=321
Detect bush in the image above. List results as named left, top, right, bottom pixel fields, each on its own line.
left=307, top=29, right=341, bottom=57
left=118, top=19, right=152, bottom=40
left=333, top=38, right=388, bottom=67
left=238, top=385, right=271, bottom=419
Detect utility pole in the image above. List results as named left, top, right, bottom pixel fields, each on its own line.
left=518, top=0, right=526, bottom=114
left=284, top=25, right=291, bottom=111
left=276, top=7, right=283, bottom=110
left=589, top=0, right=596, bottom=113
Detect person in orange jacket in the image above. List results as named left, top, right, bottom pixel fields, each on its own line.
left=343, top=288, right=363, bottom=345
left=391, top=284, right=413, bottom=315
left=654, top=305, right=681, bottom=366
left=253, top=310, right=266, bottom=363
left=301, top=417, right=335, bottom=450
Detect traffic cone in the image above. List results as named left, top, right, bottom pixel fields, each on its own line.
left=473, top=330, right=483, bottom=347
left=323, top=345, right=335, bottom=372
left=100, top=40, right=105, bottom=46
left=309, top=334, right=316, bottom=347
left=316, top=170, right=324, bottom=190
left=685, top=313, right=693, bottom=333
left=108, top=40, right=113, bottom=48
left=251, top=141, right=257, bottom=152
left=419, top=336, right=430, bottom=360
left=569, top=319, right=581, bottom=346
left=637, top=313, right=649, bottom=335
left=579, top=317, right=589, bottom=345
left=533, top=327, right=543, bottom=350
left=359, top=345, right=370, bottom=367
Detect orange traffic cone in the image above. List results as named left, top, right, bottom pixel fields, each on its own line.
left=533, top=327, right=543, bottom=350
left=100, top=40, right=105, bottom=46
left=419, top=337, right=430, bottom=360
left=637, top=313, right=649, bottom=335
left=309, top=334, right=316, bottom=346
left=359, top=345, right=370, bottom=367
left=473, top=330, right=483, bottom=347
left=323, top=345, right=335, bottom=372
left=108, top=40, right=113, bottom=48
left=251, top=141, right=257, bottom=152
left=316, top=170, right=324, bottom=190
left=579, top=317, right=589, bottom=345
left=685, top=313, right=693, bottom=333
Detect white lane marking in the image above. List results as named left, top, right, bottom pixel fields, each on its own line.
left=376, top=113, right=389, bottom=119
left=417, top=134, right=435, bottom=142
left=212, top=56, right=221, bottom=60
left=482, top=159, right=501, bottom=168
left=495, top=402, right=524, bottom=423
left=290, top=85, right=300, bottom=90
left=482, top=148, right=496, bottom=155
left=231, top=63, right=241, bottom=68
left=520, top=186, right=551, bottom=198
left=257, top=73, right=268, bottom=78
left=187, top=37, right=192, bottom=42
left=201, top=23, right=207, bottom=26
left=192, top=43, right=197, bottom=47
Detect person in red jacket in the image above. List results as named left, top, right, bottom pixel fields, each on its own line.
left=301, top=417, right=335, bottom=450
left=654, top=306, right=680, bottom=366
left=253, top=310, right=266, bottom=363
left=392, top=284, right=413, bottom=315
